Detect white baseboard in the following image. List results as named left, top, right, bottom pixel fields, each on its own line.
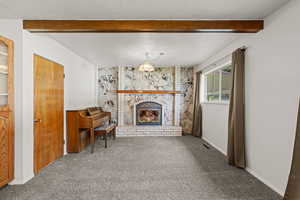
left=9, top=174, right=34, bottom=185
left=245, top=167, right=284, bottom=197
left=201, top=136, right=284, bottom=197
left=202, top=136, right=227, bottom=156
left=9, top=178, right=24, bottom=185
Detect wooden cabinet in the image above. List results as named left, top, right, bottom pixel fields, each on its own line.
left=0, top=36, right=14, bottom=187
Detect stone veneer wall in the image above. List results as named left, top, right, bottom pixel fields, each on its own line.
left=123, top=67, right=174, bottom=125
left=97, top=67, right=118, bottom=122
left=97, top=66, right=194, bottom=133
left=179, top=67, right=194, bottom=133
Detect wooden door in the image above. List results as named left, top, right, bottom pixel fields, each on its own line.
left=0, top=36, right=14, bottom=187
left=34, top=55, right=64, bottom=174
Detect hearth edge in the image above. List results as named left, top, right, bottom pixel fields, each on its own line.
left=116, top=125, right=182, bottom=137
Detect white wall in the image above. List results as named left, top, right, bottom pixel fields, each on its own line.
left=21, top=31, right=96, bottom=183
left=0, top=19, right=24, bottom=185
left=0, top=21, right=96, bottom=184
left=196, top=0, right=300, bottom=195
left=202, top=104, right=229, bottom=155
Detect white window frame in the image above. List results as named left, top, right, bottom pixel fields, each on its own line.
left=201, top=61, right=232, bottom=105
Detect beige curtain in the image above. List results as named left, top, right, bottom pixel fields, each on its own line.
left=284, top=100, right=300, bottom=200
left=192, top=71, right=203, bottom=137
left=227, top=48, right=246, bottom=168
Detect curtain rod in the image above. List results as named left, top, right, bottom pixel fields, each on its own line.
left=198, top=45, right=248, bottom=72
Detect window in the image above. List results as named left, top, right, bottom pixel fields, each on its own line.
left=203, top=63, right=232, bottom=103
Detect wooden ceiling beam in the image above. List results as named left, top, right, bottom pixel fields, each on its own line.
left=23, top=20, right=264, bottom=33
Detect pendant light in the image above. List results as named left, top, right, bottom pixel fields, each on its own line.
left=138, top=52, right=155, bottom=72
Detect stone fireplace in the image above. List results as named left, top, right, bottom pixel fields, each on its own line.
left=135, top=101, right=162, bottom=126
left=116, top=66, right=183, bottom=136
left=97, top=66, right=194, bottom=135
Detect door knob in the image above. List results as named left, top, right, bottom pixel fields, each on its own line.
left=34, top=119, right=42, bottom=123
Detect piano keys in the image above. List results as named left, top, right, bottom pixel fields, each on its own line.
left=66, top=107, right=111, bottom=153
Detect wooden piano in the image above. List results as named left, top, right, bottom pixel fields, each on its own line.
left=66, top=107, right=111, bottom=153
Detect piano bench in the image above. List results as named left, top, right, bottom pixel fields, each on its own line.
left=94, top=124, right=116, bottom=149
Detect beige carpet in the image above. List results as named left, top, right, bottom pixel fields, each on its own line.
left=0, top=136, right=281, bottom=200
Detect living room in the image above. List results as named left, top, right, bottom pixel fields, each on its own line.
left=0, top=0, right=300, bottom=199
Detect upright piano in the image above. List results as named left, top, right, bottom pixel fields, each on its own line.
left=66, top=107, right=111, bottom=153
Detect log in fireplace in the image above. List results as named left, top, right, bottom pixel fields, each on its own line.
left=136, top=101, right=162, bottom=126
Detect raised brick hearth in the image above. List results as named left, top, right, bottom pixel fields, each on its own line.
left=117, top=126, right=182, bottom=137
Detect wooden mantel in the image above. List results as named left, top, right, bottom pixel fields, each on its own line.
left=114, top=90, right=182, bottom=94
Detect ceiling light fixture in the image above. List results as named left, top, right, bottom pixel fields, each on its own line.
left=138, top=61, right=155, bottom=72
left=139, top=52, right=155, bottom=72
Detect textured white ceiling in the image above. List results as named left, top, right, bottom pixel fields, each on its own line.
left=0, top=0, right=288, bottom=19
left=47, top=33, right=244, bottom=67
left=0, top=0, right=288, bottom=67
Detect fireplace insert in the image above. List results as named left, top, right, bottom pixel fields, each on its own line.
left=136, top=101, right=162, bottom=126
